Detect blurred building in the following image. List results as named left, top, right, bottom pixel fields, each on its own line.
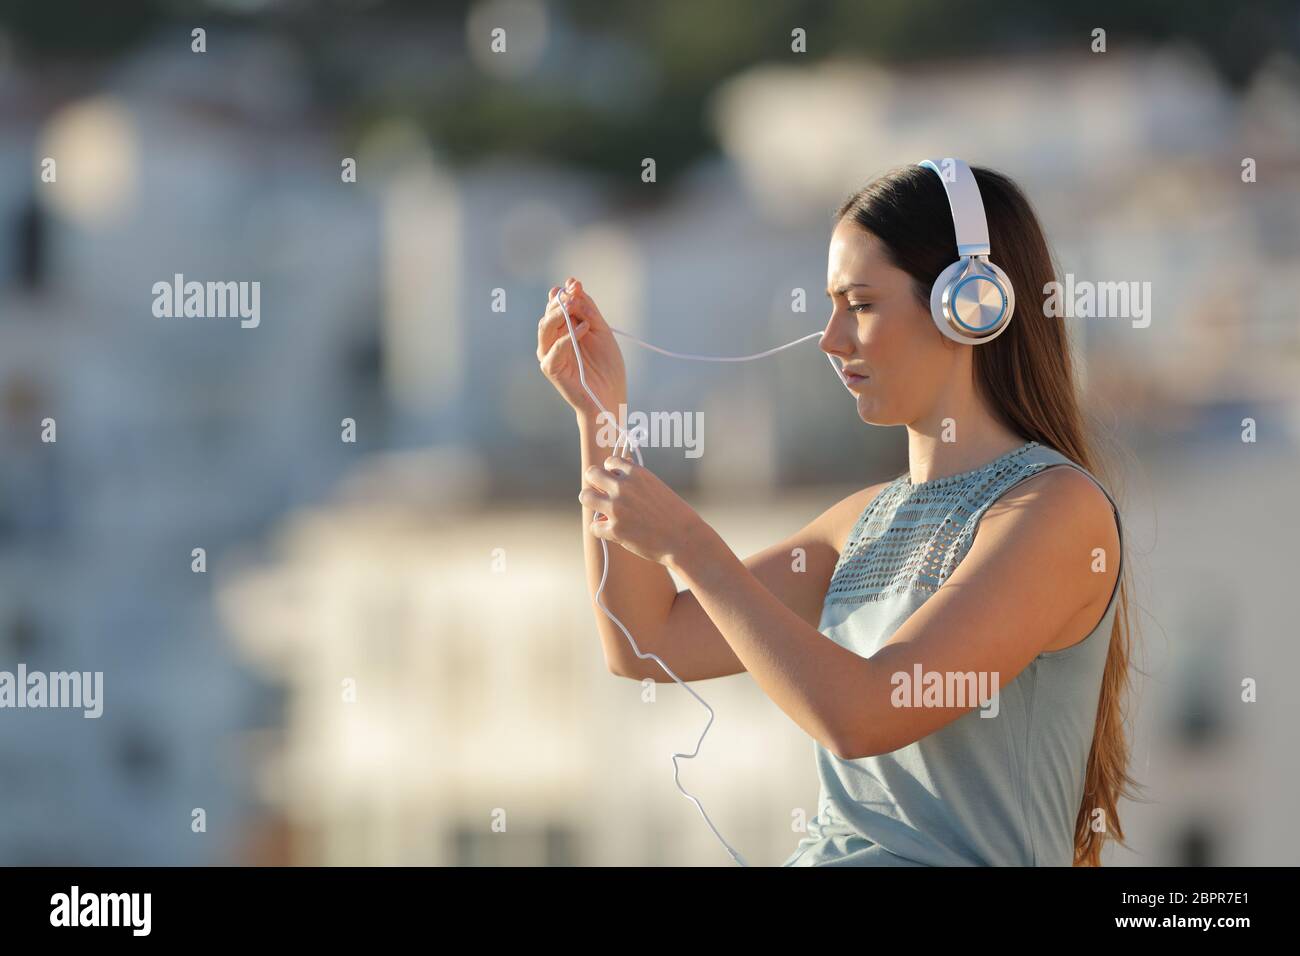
left=216, top=452, right=843, bottom=865
left=0, top=31, right=384, bottom=864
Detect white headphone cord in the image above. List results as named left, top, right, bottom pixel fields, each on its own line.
left=553, top=288, right=847, bottom=866
left=609, top=325, right=849, bottom=385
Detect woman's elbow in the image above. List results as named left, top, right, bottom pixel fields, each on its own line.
left=832, top=724, right=888, bottom=761
left=835, top=741, right=879, bottom=761
left=606, top=657, right=647, bottom=682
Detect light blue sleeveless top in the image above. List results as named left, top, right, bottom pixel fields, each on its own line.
left=781, top=440, right=1123, bottom=867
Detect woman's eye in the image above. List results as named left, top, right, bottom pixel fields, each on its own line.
left=848, top=302, right=872, bottom=313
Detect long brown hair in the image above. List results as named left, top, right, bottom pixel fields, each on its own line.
left=836, top=164, right=1140, bottom=866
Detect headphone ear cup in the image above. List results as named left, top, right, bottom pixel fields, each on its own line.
left=929, top=258, right=1016, bottom=345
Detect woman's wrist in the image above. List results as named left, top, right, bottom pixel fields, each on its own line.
left=666, top=519, right=729, bottom=580
left=575, top=400, right=628, bottom=438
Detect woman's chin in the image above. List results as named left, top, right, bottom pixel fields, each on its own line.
left=854, top=399, right=890, bottom=426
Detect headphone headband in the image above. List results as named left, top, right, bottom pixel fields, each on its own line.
left=915, top=157, right=1014, bottom=344
left=918, top=158, right=991, bottom=258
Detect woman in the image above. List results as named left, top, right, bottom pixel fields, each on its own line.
left=536, top=164, right=1138, bottom=866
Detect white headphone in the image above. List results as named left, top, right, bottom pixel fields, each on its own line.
left=917, top=158, right=1016, bottom=345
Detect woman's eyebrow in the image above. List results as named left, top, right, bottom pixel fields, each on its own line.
left=826, top=282, right=872, bottom=297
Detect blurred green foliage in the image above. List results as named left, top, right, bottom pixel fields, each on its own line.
left=4, top=0, right=1296, bottom=192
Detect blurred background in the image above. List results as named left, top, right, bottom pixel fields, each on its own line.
left=1, top=0, right=1298, bottom=866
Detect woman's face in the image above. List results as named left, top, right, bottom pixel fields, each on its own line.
left=819, top=217, right=957, bottom=426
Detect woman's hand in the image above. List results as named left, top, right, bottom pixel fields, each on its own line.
left=537, top=278, right=627, bottom=419
left=578, top=455, right=715, bottom=568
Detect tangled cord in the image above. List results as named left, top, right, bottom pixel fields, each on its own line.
left=553, top=287, right=848, bottom=866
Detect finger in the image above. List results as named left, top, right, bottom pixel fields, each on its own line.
left=562, top=282, right=607, bottom=331
left=615, top=427, right=646, bottom=460
left=539, top=321, right=589, bottom=372
left=535, top=317, right=587, bottom=358
left=554, top=288, right=588, bottom=327
left=578, top=487, right=610, bottom=512
left=537, top=296, right=569, bottom=358
left=537, top=293, right=587, bottom=358
left=582, top=463, right=621, bottom=494
left=589, top=515, right=615, bottom=540
left=604, top=455, right=634, bottom=476
left=538, top=288, right=576, bottom=347
left=554, top=281, right=592, bottom=320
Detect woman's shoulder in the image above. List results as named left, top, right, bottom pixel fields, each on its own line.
left=960, top=461, right=1123, bottom=650
left=976, top=462, right=1122, bottom=597
left=983, top=459, right=1118, bottom=534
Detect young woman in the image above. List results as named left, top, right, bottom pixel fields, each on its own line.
left=536, top=164, right=1138, bottom=867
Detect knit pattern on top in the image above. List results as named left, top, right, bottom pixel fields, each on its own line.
left=825, top=440, right=1053, bottom=606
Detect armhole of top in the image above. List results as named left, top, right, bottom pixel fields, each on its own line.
left=1028, top=463, right=1124, bottom=660
left=832, top=478, right=900, bottom=569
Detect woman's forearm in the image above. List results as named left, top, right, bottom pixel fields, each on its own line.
left=576, top=408, right=678, bottom=675
left=667, top=523, right=868, bottom=758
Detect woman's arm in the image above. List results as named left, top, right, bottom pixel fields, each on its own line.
left=599, top=461, right=1119, bottom=760
left=574, top=407, right=677, bottom=677
left=589, top=469, right=890, bottom=684
left=667, top=520, right=879, bottom=758
left=538, top=279, right=889, bottom=694
left=580, top=451, right=879, bottom=756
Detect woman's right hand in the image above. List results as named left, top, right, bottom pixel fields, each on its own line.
left=537, top=278, right=627, bottom=419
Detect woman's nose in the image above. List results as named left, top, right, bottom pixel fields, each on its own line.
left=819, top=312, right=852, bottom=358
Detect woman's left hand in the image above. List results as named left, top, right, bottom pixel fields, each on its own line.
left=578, top=455, right=711, bottom=568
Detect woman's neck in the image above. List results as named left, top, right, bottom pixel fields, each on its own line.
left=904, top=424, right=1029, bottom=485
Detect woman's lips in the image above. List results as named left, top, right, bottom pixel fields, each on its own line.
left=843, top=371, right=869, bottom=388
